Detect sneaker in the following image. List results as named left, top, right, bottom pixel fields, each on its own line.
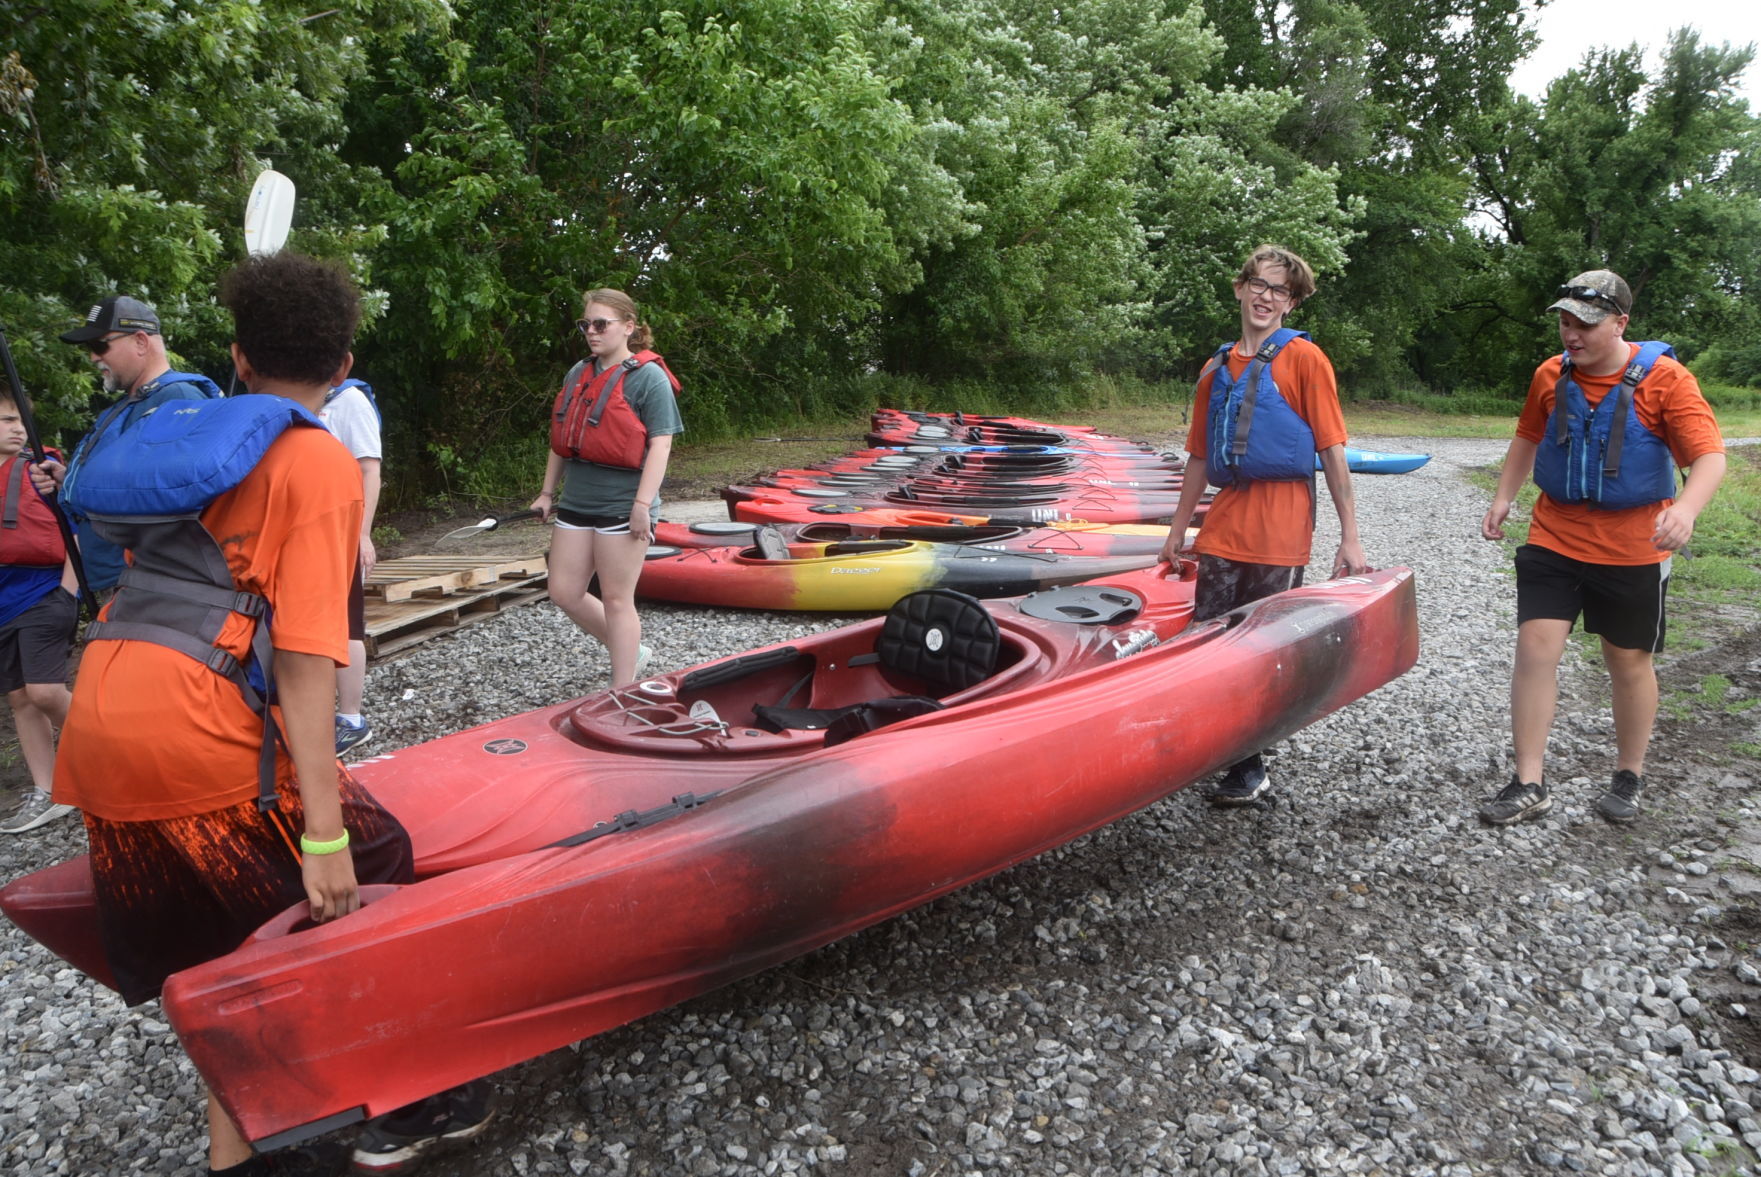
left=1207, top=756, right=1270, bottom=807
left=1596, top=769, right=1645, bottom=824
left=0, top=789, right=76, bottom=834
left=1479, top=775, right=1550, bottom=825
left=351, top=1081, right=494, bottom=1173
left=334, top=716, right=375, bottom=756
left=633, top=643, right=654, bottom=680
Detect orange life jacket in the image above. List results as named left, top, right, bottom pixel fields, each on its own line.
left=550, top=351, right=680, bottom=469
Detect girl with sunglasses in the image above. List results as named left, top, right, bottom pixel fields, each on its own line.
left=532, top=288, right=683, bottom=685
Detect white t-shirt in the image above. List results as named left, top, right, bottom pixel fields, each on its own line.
left=320, top=385, right=382, bottom=461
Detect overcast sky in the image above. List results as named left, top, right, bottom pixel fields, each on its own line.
left=1507, top=0, right=1761, bottom=107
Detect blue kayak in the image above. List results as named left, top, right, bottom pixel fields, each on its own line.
left=1322, top=447, right=1431, bottom=475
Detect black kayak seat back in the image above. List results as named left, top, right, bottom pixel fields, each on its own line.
left=876, top=588, right=1000, bottom=695
left=754, top=526, right=791, bottom=561
left=749, top=589, right=999, bottom=741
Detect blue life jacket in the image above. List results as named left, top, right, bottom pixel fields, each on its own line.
left=64, top=396, right=327, bottom=811
left=63, top=369, right=222, bottom=591
left=326, top=377, right=382, bottom=426
left=1203, top=329, right=1317, bottom=488
left=1532, top=341, right=1678, bottom=510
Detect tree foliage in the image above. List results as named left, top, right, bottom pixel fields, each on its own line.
left=2, top=0, right=1758, bottom=492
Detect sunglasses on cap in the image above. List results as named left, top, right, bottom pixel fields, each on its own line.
left=576, top=317, right=629, bottom=336
left=1556, top=285, right=1626, bottom=314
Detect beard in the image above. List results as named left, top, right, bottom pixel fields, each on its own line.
left=98, top=366, right=123, bottom=394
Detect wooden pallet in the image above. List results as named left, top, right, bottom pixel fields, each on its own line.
left=364, top=555, right=549, bottom=659
left=365, top=555, right=549, bottom=603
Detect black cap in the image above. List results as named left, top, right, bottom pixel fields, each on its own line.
left=59, top=295, right=162, bottom=345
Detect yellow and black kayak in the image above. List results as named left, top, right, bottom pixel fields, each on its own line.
left=639, top=532, right=1168, bottom=611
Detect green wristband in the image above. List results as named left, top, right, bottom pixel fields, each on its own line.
left=299, top=829, right=351, bottom=856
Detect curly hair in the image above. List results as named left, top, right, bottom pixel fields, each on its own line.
left=219, top=253, right=361, bottom=385
left=582, top=288, right=654, bottom=350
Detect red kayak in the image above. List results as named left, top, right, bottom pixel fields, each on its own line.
left=725, top=482, right=1191, bottom=525
left=653, top=519, right=1176, bottom=557
left=2, top=564, right=1419, bottom=1148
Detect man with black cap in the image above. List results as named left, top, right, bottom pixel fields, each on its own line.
left=38, top=295, right=222, bottom=594
left=1478, top=269, right=1726, bottom=826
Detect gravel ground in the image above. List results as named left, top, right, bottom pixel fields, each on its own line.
left=4, top=435, right=1760, bottom=1177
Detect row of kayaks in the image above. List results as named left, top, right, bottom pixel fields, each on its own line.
left=637, top=410, right=1429, bottom=612
left=2, top=558, right=1422, bottom=1145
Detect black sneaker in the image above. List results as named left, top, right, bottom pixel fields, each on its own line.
left=1207, top=756, right=1270, bottom=807
left=1479, top=775, right=1550, bottom=825
left=351, top=1081, right=493, bottom=1173
left=1596, top=769, right=1644, bottom=824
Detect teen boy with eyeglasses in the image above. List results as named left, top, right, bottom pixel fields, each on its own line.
left=1479, top=269, right=1726, bottom=826
left=1160, top=244, right=1370, bottom=806
left=37, top=296, right=220, bottom=594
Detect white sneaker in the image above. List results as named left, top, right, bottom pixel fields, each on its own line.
left=633, top=643, right=654, bottom=680
left=0, top=790, right=76, bottom=834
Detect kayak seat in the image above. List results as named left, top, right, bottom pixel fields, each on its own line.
left=754, top=526, right=790, bottom=561
left=875, top=588, right=1000, bottom=695
left=749, top=590, right=999, bottom=740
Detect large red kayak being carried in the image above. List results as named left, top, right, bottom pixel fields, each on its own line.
left=1, top=564, right=1419, bottom=1148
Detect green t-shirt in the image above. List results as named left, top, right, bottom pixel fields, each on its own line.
left=555, top=360, right=684, bottom=517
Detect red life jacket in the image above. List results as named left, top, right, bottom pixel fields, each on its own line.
left=0, top=449, right=67, bottom=567
left=550, top=351, right=681, bottom=469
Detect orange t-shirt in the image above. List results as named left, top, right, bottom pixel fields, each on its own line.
left=1516, top=346, right=1724, bottom=566
left=1183, top=336, right=1348, bottom=566
left=54, top=428, right=363, bottom=820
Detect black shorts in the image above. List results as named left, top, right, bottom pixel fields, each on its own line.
left=1193, top=554, right=1304, bottom=623
left=1514, top=543, right=1670, bottom=652
left=348, top=557, right=366, bottom=642
left=0, top=586, right=78, bottom=693
left=86, top=767, right=414, bottom=1006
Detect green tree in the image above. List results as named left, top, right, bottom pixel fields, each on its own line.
left=0, top=0, right=443, bottom=439
left=343, top=0, right=936, bottom=452
left=1448, top=32, right=1761, bottom=391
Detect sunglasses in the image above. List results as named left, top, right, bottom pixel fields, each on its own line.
left=88, top=331, right=137, bottom=356
left=576, top=317, right=629, bottom=336
left=1556, top=285, right=1626, bottom=314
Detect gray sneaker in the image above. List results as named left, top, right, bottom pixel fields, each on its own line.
left=0, top=789, right=76, bottom=834
left=1595, top=769, right=1644, bottom=824
left=1479, top=775, right=1550, bottom=825
left=335, top=716, right=375, bottom=756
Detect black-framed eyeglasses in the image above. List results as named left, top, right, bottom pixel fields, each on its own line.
left=88, top=331, right=135, bottom=357
left=1243, top=276, right=1294, bottom=303
left=576, top=317, right=628, bottom=336
left=1556, top=285, right=1625, bottom=314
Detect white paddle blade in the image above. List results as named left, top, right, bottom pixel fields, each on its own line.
left=441, top=517, right=500, bottom=542
left=243, top=170, right=296, bottom=256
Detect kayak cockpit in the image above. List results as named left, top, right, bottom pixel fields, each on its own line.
left=568, top=589, right=1048, bottom=756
